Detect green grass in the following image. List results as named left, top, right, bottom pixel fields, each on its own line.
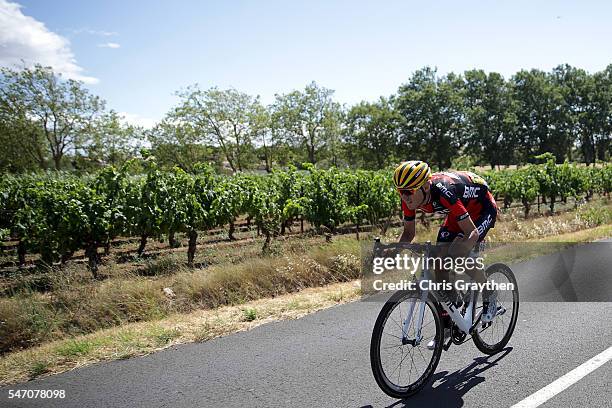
left=326, top=291, right=346, bottom=302
left=148, top=327, right=181, bottom=346
left=28, top=361, right=49, bottom=379
left=576, top=204, right=612, bottom=227
left=242, top=308, right=257, bottom=322
left=55, top=340, right=96, bottom=357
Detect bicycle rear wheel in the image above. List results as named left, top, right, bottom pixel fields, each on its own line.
left=472, top=263, right=519, bottom=355
left=370, top=290, right=443, bottom=398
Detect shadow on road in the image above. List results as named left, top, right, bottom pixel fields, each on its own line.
left=359, top=347, right=513, bottom=408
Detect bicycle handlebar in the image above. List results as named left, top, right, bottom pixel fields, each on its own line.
left=372, top=237, right=432, bottom=256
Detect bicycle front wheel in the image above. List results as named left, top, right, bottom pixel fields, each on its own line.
left=472, top=263, right=519, bottom=355
left=370, top=290, right=443, bottom=399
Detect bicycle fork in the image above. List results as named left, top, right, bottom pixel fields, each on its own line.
left=400, top=290, right=428, bottom=346
left=402, top=299, right=425, bottom=346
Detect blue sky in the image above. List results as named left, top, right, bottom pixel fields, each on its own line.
left=2, top=0, right=611, bottom=127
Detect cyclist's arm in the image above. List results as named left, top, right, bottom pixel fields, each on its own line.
left=437, top=184, right=479, bottom=255
left=399, top=219, right=415, bottom=242
left=400, top=200, right=416, bottom=243
left=457, top=216, right=479, bottom=243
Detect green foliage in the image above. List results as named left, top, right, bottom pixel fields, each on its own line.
left=271, top=81, right=342, bottom=165
left=0, top=64, right=105, bottom=170
left=242, top=308, right=258, bottom=321
left=1, top=162, right=610, bottom=271
left=395, top=67, right=465, bottom=169
left=344, top=98, right=400, bottom=168
left=577, top=204, right=612, bottom=227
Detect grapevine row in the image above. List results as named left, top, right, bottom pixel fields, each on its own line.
left=1, top=158, right=610, bottom=277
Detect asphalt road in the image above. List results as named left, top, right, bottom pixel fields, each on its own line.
left=2, top=241, right=611, bottom=408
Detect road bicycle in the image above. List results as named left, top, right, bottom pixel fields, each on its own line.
left=369, top=239, right=519, bottom=399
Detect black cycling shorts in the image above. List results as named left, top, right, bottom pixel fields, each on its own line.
left=436, top=204, right=497, bottom=243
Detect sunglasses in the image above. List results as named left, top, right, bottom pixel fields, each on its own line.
left=398, top=189, right=417, bottom=196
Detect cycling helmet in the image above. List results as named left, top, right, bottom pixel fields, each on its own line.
left=393, top=160, right=431, bottom=190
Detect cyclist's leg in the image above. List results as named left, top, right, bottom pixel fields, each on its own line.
left=470, top=201, right=499, bottom=321
left=464, top=201, right=498, bottom=283
left=436, top=218, right=466, bottom=296
left=430, top=222, right=461, bottom=349
left=435, top=220, right=462, bottom=283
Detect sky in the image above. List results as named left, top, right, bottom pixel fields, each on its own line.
left=1, top=0, right=611, bottom=128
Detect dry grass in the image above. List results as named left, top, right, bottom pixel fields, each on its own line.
left=0, top=281, right=361, bottom=386
left=0, top=239, right=361, bottom=354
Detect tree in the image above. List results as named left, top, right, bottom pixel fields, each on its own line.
left=250, top=102, right=274, bottom=172
left=395, top=68, right=465, bottom=169
left=148, top=118, right=215, bottom=172
left=592, top=65, right=612, bottom=162
left=272, top=81, right=342, bottom=164
left=550, top=64, right=589, bottom=162
left=0, top=64, right=105, bottom=170
left=463, top=70, right=517, bottom=168
left=171, top=86, right=259, bottom=172
left=86, top=110, right=144, bottom=167
left=0, top=111, right=45, bottom=171
left=345, top=97, right=400, bottom=169
left=511, top=69, right=570, bottom=163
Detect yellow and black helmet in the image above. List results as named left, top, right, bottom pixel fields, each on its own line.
left=393, top=160, right=431, bottom=190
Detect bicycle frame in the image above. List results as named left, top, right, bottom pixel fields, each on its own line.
left=400, top=242, right=479, bottom=345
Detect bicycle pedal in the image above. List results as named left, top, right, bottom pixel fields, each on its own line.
left=497, top=306, right=506, bottom=316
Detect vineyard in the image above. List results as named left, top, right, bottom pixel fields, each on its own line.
left=1, top=155, right=611, bottom=278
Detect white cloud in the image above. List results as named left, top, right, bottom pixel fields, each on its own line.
left=0, top=0, right=98, bottom=84
left=98, top=42, right=120, bottom=49
left=119, top=112, right=158, bottom=129
left=72, top=28, right=118, bottom=37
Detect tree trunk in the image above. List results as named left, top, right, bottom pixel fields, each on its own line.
left=549, top=195, right=555, bottom=214
left=308, top=144, right=316, bottom=164
left=228, top=221, right=236, bottom=241
left=104, top=240, right=111, bottom=256
left=85, top=242, right=100, bottom=279
left=53, top=155, right=62, bottom=170
left=168, top=230, right=179, bottom=248
left=522, top=199, right=530, bottom=219
left=137, top=234, right=147, bottom=256
left=17, top=241, right=26, bottom=267
left=262, top=228, right=272, bottom=254
left=300, top=185, right=304, bottom=233
left=60, top=250, right=74, bottom=265
left=503, top=196, right=511, bottom=209
left=380, top=215, right=392, bottom=235
left=187, top=230, right=198, bottom=266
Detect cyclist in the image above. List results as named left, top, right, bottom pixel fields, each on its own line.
left=393, top=160, right=498, bottom=348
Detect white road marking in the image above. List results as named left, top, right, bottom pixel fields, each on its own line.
left=511, top=344, right=612, bottom=408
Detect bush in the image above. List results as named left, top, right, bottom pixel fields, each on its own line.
left=576, top=205, right=612, bottom=228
